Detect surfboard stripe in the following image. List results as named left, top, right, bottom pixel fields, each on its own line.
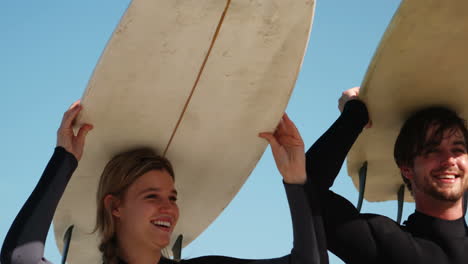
left=163, top=0, right=232, bottom=157
left=53, top=1, right=315, bottom=262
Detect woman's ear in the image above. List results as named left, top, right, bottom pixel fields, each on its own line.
left=104, top=194, right=122, bottom=218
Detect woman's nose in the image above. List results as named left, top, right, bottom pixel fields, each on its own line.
left=159, top=199, right=177, bottom=212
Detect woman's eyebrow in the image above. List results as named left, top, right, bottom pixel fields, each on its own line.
left=139, top=187, right=178, bottom=196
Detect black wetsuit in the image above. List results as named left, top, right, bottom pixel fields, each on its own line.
left=0, top=147, right=321, bottom=264
left=304, top=100, right=468, bottom=264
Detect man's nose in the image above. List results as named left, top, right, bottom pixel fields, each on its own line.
left=440, top=151, right=457, bottom=167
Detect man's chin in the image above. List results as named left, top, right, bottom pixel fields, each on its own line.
left=429, top=188, right=464, bottom=202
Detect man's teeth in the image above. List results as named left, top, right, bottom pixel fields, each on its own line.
left=437, top=175, right=456, bottom=179
left=152, top=220, right=171, bottom=228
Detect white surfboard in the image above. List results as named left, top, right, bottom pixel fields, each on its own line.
left=347, top=0, right=468, bottom=202
left=53, top=0, right=315, bottom=262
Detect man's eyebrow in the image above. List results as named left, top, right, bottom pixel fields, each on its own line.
left=422, top=141, right=439, bottom=149
left=453, top=140, right=467, bottom=147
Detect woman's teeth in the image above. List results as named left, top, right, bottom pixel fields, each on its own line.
left=152, top=220, right=171, bottom=228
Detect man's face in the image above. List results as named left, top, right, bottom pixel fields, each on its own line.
left=402, top=126, right=468, bottom=202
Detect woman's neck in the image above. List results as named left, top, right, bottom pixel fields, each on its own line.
left=117, top=235, right=162, bottom=264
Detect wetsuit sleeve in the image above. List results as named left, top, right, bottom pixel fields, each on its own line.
left=305, top=100, right=369, bottom=190
left=0, top=147, right=77, bottom=264
left=283, top=182, right=320, bottom=264
left=181, top=182, right=320, bottom=264
left=304, top=100, right=379, bottom=263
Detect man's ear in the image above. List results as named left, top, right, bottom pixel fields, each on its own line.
left=400, top=166, right=414, bottom=180
left=104, top=194, right=122, bottom=218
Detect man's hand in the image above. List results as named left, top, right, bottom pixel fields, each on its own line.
left=338, top=87, right=372, bottom=128
left=259, top=113, right=306, bottom=184
left=56, top=100, right=93, bottom=161
left=338, top=86, right=360, bottom=112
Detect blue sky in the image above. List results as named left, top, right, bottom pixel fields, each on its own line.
left=0, top=0, right=429, bottom=263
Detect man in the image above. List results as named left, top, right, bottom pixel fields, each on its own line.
left=395, top=103, right=468, bottom=220
left=303, top=87, right=468, bottom=263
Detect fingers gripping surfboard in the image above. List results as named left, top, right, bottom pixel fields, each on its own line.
left=347, top=0, right=468, bottom=203
left=53, top=0, right=315, bottom=262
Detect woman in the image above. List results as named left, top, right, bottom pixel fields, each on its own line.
left=0, top=101, right=322, bottom=264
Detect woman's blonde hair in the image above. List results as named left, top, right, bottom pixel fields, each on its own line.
left=94, top=147, right=175, bottom=264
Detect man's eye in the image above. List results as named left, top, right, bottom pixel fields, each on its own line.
left=454, top=148, right=467, bottom=154
left=170, top=196, right=178, bottom=202
left=425, top=148, right=437, bottom=154
left=145, top=194, right=158, bottom=199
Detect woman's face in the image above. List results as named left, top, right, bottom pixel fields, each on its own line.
left=111, top=169, right=179, bottom=250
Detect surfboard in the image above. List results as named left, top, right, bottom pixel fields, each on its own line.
left=347, top=0, right=468, bottom=203
left=52, top=0, right=315, bottom=262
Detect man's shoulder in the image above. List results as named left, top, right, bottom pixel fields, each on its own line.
left=360, top=213, right=405, bottom=229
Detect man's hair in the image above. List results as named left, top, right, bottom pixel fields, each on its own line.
left=394, top=106, right=468, bottom=192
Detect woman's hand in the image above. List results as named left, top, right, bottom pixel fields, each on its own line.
left=259, top=113, right=306, bottom=184
left=56, top=101, right=93, bottom=161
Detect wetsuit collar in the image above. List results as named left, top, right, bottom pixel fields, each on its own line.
left=405, top=211, right=468, bottom=239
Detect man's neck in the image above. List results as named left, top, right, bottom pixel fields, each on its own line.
left=415, top=195, right=464, bottom=220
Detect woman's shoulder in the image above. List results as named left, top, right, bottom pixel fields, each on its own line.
left=176, top=255, right=256, bottom=264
